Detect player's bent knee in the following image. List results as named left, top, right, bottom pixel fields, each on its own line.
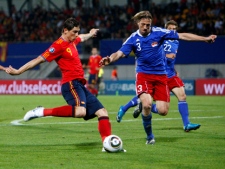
left=142, top=105, right=151, bottom=116
left=74, top=107, right=86, bottom=118
left=178, top=94, right=186, bottom=101
left=95, top=108, right=108, bottom=118
left=159, top=111, right=168, bottom=116
left=158, top=108, right=168, bottom=116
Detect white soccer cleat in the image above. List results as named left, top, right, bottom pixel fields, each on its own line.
left=146, top=138, right=155, bottom=145
left=23, top=106, right=44, bottom=121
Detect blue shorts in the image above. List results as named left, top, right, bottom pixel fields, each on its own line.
left=88, top=74, right=97, bottom=84
left=61, top=79, right=104, bottom=120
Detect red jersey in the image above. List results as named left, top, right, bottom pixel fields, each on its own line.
left=111, top=69, right=118, bottom=79
left=88, top=55, right=102, bottom=74
left=41, top=37, right=85, bottom=84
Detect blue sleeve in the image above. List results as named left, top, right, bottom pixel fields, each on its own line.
left=119, top=36, right=134, bottom=56
left=163, top=30, right=179, bottom=40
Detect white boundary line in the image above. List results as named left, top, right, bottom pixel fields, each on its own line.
left=108, top=110, right=221, bottom=114
left=8, top=115, right=224, bottom=126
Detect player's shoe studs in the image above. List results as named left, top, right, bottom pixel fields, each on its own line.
left=184, top=123, right=201, bottom=132
left=23, top=106, right=44, bottom=121
left=116, top=106, right=125, bottom=123
left=133, top=102, right=142, bottom=118
left=146, top=138, right=155, bottom=145
left=102, top=147, right=106, bottom=152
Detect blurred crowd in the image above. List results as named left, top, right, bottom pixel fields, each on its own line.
left=0, top=0, right=224, bottom=42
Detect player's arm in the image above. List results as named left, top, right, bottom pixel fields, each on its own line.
left=178, top=33, right=217, bottom=43
left=5, top=55, right=45, bottom=75
left=99, top=50, right=125, bottom=66
left=166, top=53, right=176, bottom=59
left=0, top=65, right=6, bottom=71
left=79, top=29, right=99, bottom=42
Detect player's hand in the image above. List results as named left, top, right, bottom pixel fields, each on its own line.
left=99, top=56, right=111, bottom=66
left=205, top=35, right=217, bottom=43
left=5, top=65, right=21, bottom=75
left=82, top=63, right=87, bottom=68
left=89, top=28, right=99, bottom=37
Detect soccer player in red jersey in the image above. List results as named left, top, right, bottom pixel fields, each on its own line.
left=4, top=18, right=111, bottom=148
left=86, top=47, right=102, bottom=96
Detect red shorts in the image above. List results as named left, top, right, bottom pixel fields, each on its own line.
left=167, top=75, right=184, bottom=91
left=136, top=73, right=170, bottom=102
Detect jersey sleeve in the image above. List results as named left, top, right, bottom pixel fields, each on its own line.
left=41, top=43, right=63, bottom=62
left=119, top=35, right=133, bottom=56
left=163, top=29, right=179, bottom=40
left=74, top=36, right=81, bottom=45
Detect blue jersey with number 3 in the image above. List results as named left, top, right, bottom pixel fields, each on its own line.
left=119, top=27, right=179, bottom=75
left=163, top=40, right=179, bottom=78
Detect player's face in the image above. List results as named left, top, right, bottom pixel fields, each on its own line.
left=67, top=27, right=80, bottom=42
left=137, top=18, right=152, bottom=36
left=167, top=24, right=177, bottom=31
left=91, top=48, right=98, bottom=55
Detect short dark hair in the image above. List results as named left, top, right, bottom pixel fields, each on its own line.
left=165, top=20, right=178, bottom=29
left=62, top=18, right=80, bottom=32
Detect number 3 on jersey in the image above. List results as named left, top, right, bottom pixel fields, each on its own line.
left=137, top=85, right=143, bottom=93
left=136, top=43, right=141, bottom=51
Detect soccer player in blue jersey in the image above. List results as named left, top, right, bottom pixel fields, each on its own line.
left=129, top=20, right=201, bottom=131
left=100, top=11, right=216, bottom=144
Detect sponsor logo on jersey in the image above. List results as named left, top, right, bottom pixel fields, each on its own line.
left=151, top=42, right=158, bottom=47
left=49, top=47, right=55, bottom=53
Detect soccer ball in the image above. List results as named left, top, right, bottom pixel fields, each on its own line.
left=103, top=135, right=123, bottom=152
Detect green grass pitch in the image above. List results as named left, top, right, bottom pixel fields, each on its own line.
left=0, top=95, right=225, bottom=169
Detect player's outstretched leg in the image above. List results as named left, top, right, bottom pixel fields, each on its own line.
left=178, top=101, right=201, bottom=132
left=116, top=96, right=139, bottom=122
left=141, top=113, right=155, bottom=144
left=116, top=106, right=125, bottom=122
left=24, top=105, right=74, bottom=122
left=23, top=106, right=44, bottom=121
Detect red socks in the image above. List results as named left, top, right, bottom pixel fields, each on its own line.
left=43, top=106, right=111, bottom=142
left=98, top=116, right=111, bottom=142
left=44, top=105, right=74, bottom=117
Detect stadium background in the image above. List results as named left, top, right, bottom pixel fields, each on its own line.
left=0, top=0, right=225, bottom=95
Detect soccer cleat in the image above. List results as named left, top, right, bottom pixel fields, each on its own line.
left=133, top=102, right=142, bottom=118
left=116, top=106, right=125, bottom=123
left=23, top=106, right=44, bottom=121
left=184, top=123, right=201, bottom=132
left=146, top=138, right=155, bottom=145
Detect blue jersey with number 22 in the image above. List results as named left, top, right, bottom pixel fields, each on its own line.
left=163, top=40, right=179, bottom=78
left=119, top=27, right=179, bottom=75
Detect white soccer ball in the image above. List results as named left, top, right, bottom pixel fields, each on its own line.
left=103, top=135, right=123, bottom=152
